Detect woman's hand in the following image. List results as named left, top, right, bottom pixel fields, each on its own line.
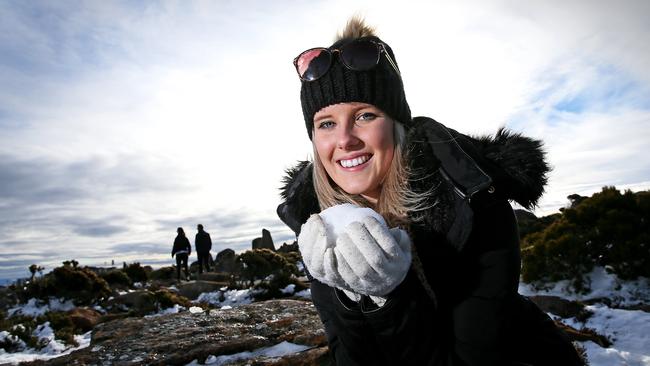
left=298, top=214, right=412, bottom=296
left=334, top=216, right=412, bottom=296
left=298, top=214, right=346, bottom=289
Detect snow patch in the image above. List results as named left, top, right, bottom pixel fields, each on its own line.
left=0, top=328, right=91, bottom=364
left=7, top=298, right=75, bottom=317
left=184, top=341, right=311, bottom=366
left=519, top=267, right=650, bottom=306
left=522, top=269, right=650, bottom=366
left=196, top=289, right=255, bottom=307
left=281, top=284, right=295, bottom=295
left=295, top=289, right=311, bottom=299
left=144, top=304, right=185, bottom=318
left=189, top=306, right=204, bottom=314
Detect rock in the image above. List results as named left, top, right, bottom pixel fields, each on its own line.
left=214, top=249, right=237, bottom=273
left=253, top=229, right=275, bottom=251
left=67, top=307, right=102, bottom=332
left=176, top=280, right=224, bottom=300
left=24, top=299, right=328, bottom=366
left=528, top=295, right=585, bottom=319
left=277, top=241, right=299, bottom=253
left=108, top=290, right=157, bottom=315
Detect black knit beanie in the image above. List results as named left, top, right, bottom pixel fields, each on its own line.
left=300, top=36, right=412, bottom=139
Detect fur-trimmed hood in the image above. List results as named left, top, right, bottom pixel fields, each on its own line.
left=277, top=117, right=550, bottom=248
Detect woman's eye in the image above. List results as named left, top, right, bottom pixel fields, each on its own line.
left=318, top=120, right=335, bottom=129
left=357, top=112, right=377, bottom=121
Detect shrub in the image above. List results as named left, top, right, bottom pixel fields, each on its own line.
left=237, top=249, right=298, bottom=287
left=16, top=262, right=111, bottom=305
left=522, top=187, right=650, bottom=291
left=153, top=289, right=191, bottom=309
left=101, top=270, right=132, bottom=287
left=149, top=266, right=176, bottom=281
left=122, top=262, right=149, bottom=283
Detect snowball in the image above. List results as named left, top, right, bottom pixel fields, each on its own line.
left=319, top=203, right=387, bottom=241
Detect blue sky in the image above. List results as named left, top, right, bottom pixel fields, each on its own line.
left=1, top=0, right=649, bottom=281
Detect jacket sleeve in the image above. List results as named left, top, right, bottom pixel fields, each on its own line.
left=450, top=198, right=521, bottom=366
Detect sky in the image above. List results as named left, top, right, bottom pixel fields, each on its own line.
left=1, top=0, right=649, bottom=282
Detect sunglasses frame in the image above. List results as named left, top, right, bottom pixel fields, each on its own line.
left=293, top=39, right=401, bottom=82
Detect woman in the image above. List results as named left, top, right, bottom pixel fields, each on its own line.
left=171, top=227, right=191, bottom=281
left=277, top=18, right=583, bottom=366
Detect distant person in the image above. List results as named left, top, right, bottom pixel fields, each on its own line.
left=171, top=227, right=191, bottom=281
left=195, top=224, right=212, bottom=274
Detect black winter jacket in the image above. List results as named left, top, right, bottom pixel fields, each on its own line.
left=277, top=117, right=583, bottom=366
left=172, top=235, right=191, bottom=257
left=195, top=230, right=212, bottom=253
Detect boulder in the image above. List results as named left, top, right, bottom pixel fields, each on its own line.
left=252, top=229, right=275, bottom=251
left=214, top=248, right=237, bottom=273
left=176, top=280, right=224, bottom=300
left=108, top=290, right=157, bottom=314
left=23, top=299, right=328, bottom=366
left=67, top=307, right=102, bottom=332
left=277, top=241, right=299, bottom=253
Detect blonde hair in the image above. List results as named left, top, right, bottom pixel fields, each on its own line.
left=312, top=121, right=428, bottom=228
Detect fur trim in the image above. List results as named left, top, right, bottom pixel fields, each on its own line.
left=335, top=16, right=376, bottom=41
left=470, top=128, right=550, bottom=209
left=277, top=161, right=320, bottom=235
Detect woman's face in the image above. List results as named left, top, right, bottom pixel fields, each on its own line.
left=313, top=102, right=394, bottom=203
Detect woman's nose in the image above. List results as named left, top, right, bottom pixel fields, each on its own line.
left=336, top=124, right=361, bottom=150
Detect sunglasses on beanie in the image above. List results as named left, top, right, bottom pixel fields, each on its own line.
left=293, top=38, right=401, bottom=82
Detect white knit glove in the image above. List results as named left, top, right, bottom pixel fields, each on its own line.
left=298, top=214, right=412, bottom=296
left=298, top=214, right=346, bottom=288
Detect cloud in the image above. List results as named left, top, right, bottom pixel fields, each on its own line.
left=72, top=222, right=128, bottom=238
left=1, top=0, right=649, bottom=280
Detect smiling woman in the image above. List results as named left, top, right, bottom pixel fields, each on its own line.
left=277, top=16, right=584, bottom=366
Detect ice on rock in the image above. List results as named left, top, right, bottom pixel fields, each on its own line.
left=319, top=203, right=387, bottom=242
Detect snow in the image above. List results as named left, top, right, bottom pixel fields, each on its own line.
left=189, top=306, right=204, bottom=314
left=520, top=267, right=650, bottom=366
left=519, top=267, right=650, bottom=306
left=295, top=289, right=311, bottom=299
left=281, top=284, right=295, bottom=295
left=144, top=304, right=185, bottom=318
left=556, top=305, right=650, bottom=365
left=319, top=203, right=387, bottom=240
left=196, top=288, right=255, bottom=308
left=185, top=341, right=311, bottom=366
left=0, top=326, right=91, bottom=365
left=7, top=298, right=75, bottom=317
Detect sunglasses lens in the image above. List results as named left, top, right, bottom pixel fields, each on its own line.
left=296, top=48, right=331, bottom=81
left=340, top=40, right=380, bottom=71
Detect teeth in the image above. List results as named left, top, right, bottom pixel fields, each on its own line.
left=340, top=155, right=369, bottom=168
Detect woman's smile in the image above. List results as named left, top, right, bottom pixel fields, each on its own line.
left=337, top=153, right=372, bottom=169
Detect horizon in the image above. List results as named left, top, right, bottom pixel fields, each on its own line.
left=1, top=1, right=649, bottom=282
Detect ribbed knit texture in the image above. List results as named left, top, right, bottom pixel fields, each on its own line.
left=300, top=36, right=411, bottom=139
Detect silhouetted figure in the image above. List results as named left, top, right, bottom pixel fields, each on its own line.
left=195, top=224, right=212, bottom=274
left=172, top=227, right=191, bottom=281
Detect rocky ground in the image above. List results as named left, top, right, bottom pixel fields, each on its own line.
left=20, top=299, right=328, bottom=366
left=2, top=264, right=649, bottom=366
